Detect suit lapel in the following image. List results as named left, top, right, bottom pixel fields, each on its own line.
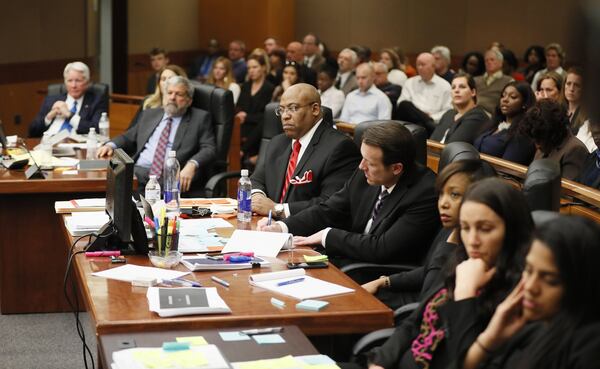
left=369, top=182, right=408, bottom=233
left=357, top=185, right=381, bottom=230
left=79, top=91, right=94, bottom=119
left=292, top=123, right=326, bottom=178
left=172, top=109, right=192, bottom=152
left=137, top=109, right=164, bottom=155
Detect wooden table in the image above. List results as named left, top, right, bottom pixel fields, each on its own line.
left=65, top=218, right=393, bottom=338
left=100, top=325, right=318, bottom=369
left=0, top=146, right=106, bottom=313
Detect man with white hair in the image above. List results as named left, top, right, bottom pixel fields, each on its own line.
left=474, top=48, right=514, bottom=114
left=335, top=48, right=359, bottom=95
left=29, top=61, right=108, bottom=137
left=431, top=45, right=455, bottom=83
left=339, top=63, right=392, bottom=124
left=97, top=76, right=216, bottom=194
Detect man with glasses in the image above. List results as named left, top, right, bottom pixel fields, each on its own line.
left=250, top=83, right=360, bottom=219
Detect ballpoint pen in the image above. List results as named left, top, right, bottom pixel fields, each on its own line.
left=241, top=327, right=284, bottom=335
left=267, top=209, right=272, bottom=226
left=276, top=277, right=304, bottom=286
left=160, top=278, right=202, bottom=287
left=211, top=275, right=230, bottom=287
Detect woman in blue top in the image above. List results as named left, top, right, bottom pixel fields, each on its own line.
left=474, top=82, right=536, bottom=165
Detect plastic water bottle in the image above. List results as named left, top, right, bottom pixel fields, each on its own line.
left=40, top=131, right=53, bottom=156
left=145, top=175, right=161, bottom=205
left=237, top=169, right=252, bottom=228
left=86, top=128, right=97, bottom=159
left=163, top=150, right=180, bottom=218
left=98, top=112, right=110, bottom=138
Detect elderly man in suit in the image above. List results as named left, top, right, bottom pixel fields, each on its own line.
left=97, top=76, right=216, bottom=193
left=335, top=48, right=359, bottom=95
left=250, top=83, right=360, bottom=219
left=29, top=61, right=108, bottom=137
left=258, top=121, right=440, bottom=270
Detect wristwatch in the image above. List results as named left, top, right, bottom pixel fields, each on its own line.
left=274, top=204, right=285, bottom=218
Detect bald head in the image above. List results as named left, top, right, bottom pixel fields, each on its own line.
left=372, top=62, right=389, bottom=86
left=416, top=53, right=436, bottom=81
left=286, top=42, right=304, bottom=63
left=356, top=63, right=375, bottom=91
left=279, top=83, right=322, bottom=139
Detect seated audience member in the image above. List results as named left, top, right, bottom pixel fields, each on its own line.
left=430, top=73, right=490, bottom=144
left=271, top=60, right=302, bottom=102
left=520, top=99, right=588, bottom=180
left=228, top=40, right=247, bottom=83
left=29, top=61, right=108, bottom=138
left=351, top=45, right=372, bottom=65
left=431, top=45, right=455, bottom=83
left=317, top=64, right=345, bottom=118
left=339, top=63, right=392, bottom=124
left=501, top=49, right=525, bottom=81
left=362, top=160, right=494, bottom=309
left=302, top=33, right=325, bottom=71
left=206, top=57, right=241, bottom=104
left=531, top=43, right=567, bottom=91
left=259, top=122, right=441, bottom=269
left=474, top=82, right=537, bottom=165
left=263, top=37, right=279, bottom=54
left=474, top=49, right=514, bottom=115
left=236, top=54, right=275, bottom=166
left=576, top=120, right=598, bottom=153
left=379, top=48, right=408, bottom=87
left=266, top=48, right=286, bottom=86
left=460, top=51, right=485, bottom=77
left=563, top=67, right=587, bottom=135
left=576, top=121, right=600, bottom=188
left=97, top=76, right=216, bottom=193
left=336, top=48, right=359, bottom=95
left=462, top=215, right=600, bottom=369
left=520, top=45, right=546, bottom=84
left=395, top=52, right=452, bottom=135
left=251, top=83, right=360, bottom=219
left=286, top=41, right=316, bottom=87
left=146, top=48, right=169, bottom=94
left=393, top=47, right=417, bottom=77
left=365, top=178, right=534, bottom=369
left=188, top=39, right=220, bottom=82
left=372, top=62, right=402, bottom=115
left=535, top=71, right=563, bottom=101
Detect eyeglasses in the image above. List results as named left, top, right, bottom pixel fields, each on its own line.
left=285, top=60, right=298, bottom=66
left=274, top=102, right=317, bottom=116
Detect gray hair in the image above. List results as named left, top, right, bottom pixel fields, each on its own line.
left=165, top=76, right=194, bottom=99
left=63, top=61, right=90, bottom=81
left=339, top=48, right=358, bottom=65
left=372, top=61, right=388, bottom=73
left=431, top=45, right=451, bottom=63
left=486, top=48, right=504, bottom=62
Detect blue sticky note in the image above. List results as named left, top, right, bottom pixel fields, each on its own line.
left=296, top=299, right=329, bottom=311
left=219, top=331, right=251, bottom=341
left=252, top=334, right=285, bottom=344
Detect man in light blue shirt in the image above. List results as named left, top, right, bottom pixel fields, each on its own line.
left=339, top=63, right=392, bottom=124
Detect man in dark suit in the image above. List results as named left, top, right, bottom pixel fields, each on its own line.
left=258, top=121, right=440, bottom=269
left=29, top=61, right=108, bottom=137
left=97, top=76, right=216, bottom=193
left=250, top=83, right=360, bottom=219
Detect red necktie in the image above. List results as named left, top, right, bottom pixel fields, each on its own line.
left=149, top=117, right=173, bottom=178
left=280, top=140, right=301, bottom=202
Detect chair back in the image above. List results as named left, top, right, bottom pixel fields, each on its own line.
left=47, top=83, right=109, bottom=100
left=353, top=120, right=427, bottom=165
left=523, top=159, right=561, bottom=211
left=438, top=142, right=480, bottom=173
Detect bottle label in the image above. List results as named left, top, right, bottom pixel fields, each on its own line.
left=237, top=189, right=251, bottom=212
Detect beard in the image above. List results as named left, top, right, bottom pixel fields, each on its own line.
left=164, top=102, right=188, bottom=117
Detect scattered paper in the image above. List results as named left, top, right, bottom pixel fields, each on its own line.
left=221, top=230, right=292, bottom=257
left=175, top=336, right=208, bottom=346
left=92, top=264, right=189, bottom=283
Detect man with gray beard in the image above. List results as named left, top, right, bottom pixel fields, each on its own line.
left=97, top=76, right=216, bottom=194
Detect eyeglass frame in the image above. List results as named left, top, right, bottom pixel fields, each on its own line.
left=274, top=101, right=319, bottom=117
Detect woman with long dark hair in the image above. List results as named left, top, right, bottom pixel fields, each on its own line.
left=462, top=215, right=600, bottom=369
left=366, top=178, right=534, bottom=369
left=474, top=82, right=536, bottom=165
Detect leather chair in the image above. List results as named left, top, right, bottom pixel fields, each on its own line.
left=353, top=120, right=427, bottom=165
left=47, top=83, right=109, bottom=99
left=437, top=142, right=480, bottom=173
left=523, top=159, right=561, bottom=212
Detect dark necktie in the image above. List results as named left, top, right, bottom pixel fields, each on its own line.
left=334, top=76, right=341, bottom=89
left=149, top=117, right=173, bottom=178
left=60, top=101, right=78, bottom=132
left=280, top=140, right=302, bottom=202
left=371, top=189, right=390, bottom=223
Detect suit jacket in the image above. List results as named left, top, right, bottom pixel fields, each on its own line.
left=534, top=134, right=588, bottom=180
left=250, top=122, right=361, bottom=215
left=28, top=89, right=109, bottom=138
left=283, top=164, right=441, bottom=266
left=430, top=106, right=491, bottom=145
left=577, top=151, right=600, bottom=189
left=306, top=54, right=325, bottom=71
left=111, top=107, right=216, bottom=185
left=474, top=74, right=513, bottom=115
left=341, top=73, right=359, bottom=96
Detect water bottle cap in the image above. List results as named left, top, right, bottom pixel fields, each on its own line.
left=241, top=169, right=249, bottom=177
left=149, top=175, right=157, bottom=179
left=101, top=112, right=107, bottom=117
left=168, top=150, right=176, bottom=157
left=89, top=128, right=96, bottom=133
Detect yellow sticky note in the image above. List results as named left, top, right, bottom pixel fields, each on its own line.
left=175, top=336, right=208, bottom=346
left=304, top=254, right=328, bottom=263
left=168, top=350, right=207, bottom=368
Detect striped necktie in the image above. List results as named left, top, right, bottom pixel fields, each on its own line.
left=149, top=117, right=173, bottom=178
left=371, top=189, right=390, bottom=223
left=280, top=140, right=302, bottom=202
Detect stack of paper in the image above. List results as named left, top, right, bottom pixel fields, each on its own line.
left=112, top=345, right=230, bottom=369
left=55, top=198, right=106, bottom=213
left=92, top=264, right=189, bottom=283
left=232, top=354, right=340, bottom=369
left=147, top=287, right=231, bottom=317
left=181, top=255, right=270, bottom=271
left=64, top=211, right=109, bottom=236
left=178, top=218, right=232, bottom=253
left=221, top=230, right=293, bottom=257
left=249, top=269, right=354, bottom=300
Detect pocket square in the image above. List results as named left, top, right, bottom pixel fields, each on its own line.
left=290, top=170, right=313, bottom=185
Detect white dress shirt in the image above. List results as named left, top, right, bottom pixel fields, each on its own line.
left=388, top=69, right=408, bottom=87
left=397, top=74, right=452, bottom=121
left=44, top=95, right=84, bottom=135
left=576, top=120, right=598, bottom=153
left=228, top=83, right=241, bottom=104
left=339, top=84, right=392, bottom=124
left=320, top=86, right=345, bottom=119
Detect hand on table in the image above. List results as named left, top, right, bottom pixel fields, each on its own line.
left=257, top=218, right=283, bottom=232
left=362, top=277, right=387, bottom=294
left=293, top=230, right=324, bottom=247
left=96, top=145, right=114, bottom=158
left=251, top=193, right=275, bottom=216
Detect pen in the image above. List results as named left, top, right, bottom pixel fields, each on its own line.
left=85, top=251, right=120, bottom=257
left=211, top=275, right=230, bottom=288
left=277, top=277, right=304, bottom=287
left=160, top=278, right=201, bottom=287
left=241, top=327, right=283, bottom=335
left=267, top=210, right=272, bottom=226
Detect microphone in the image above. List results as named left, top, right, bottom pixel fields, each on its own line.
left=18, top=142, right=46, bottom=180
